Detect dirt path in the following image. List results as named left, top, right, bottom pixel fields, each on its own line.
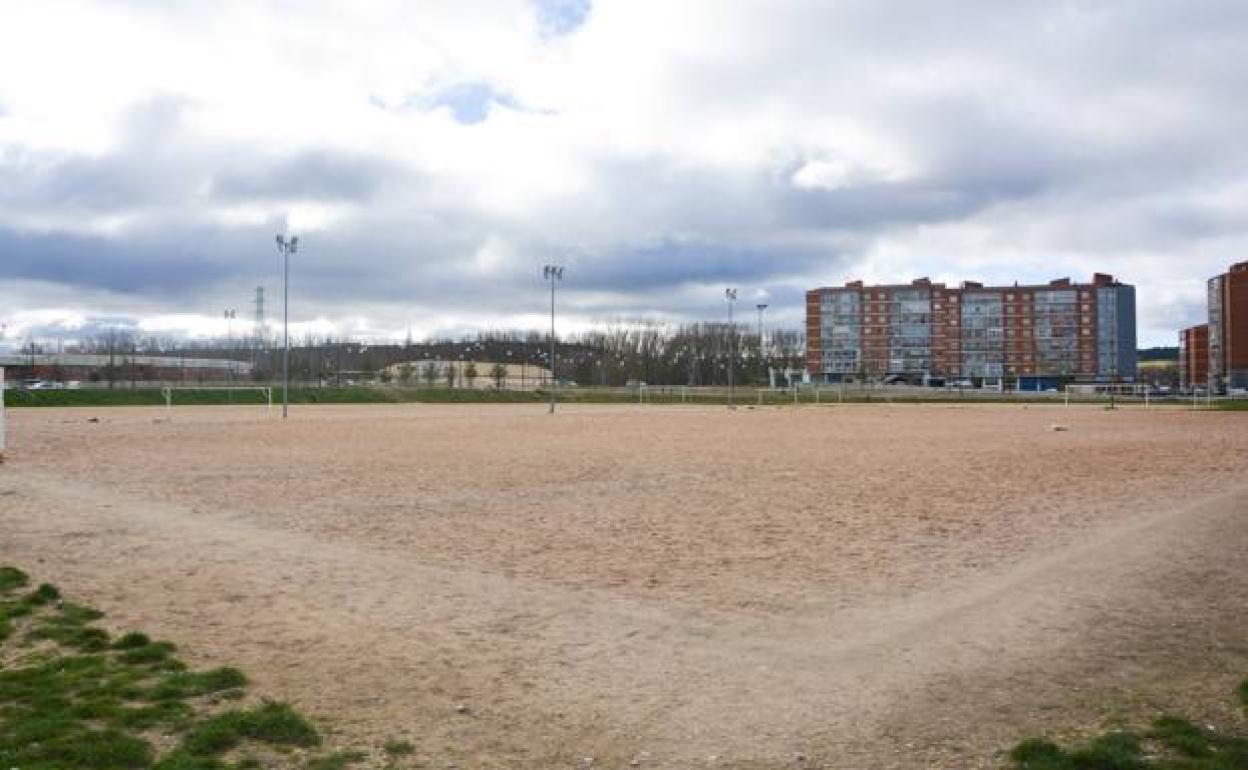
left=1, top=405, right=1245, bottom=768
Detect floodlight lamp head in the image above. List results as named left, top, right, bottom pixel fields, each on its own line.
left=289, top=236, right=299, bottom=253
left=725, top=288, right=737, bottom=301
left=275, top=234, right=285, bottom=247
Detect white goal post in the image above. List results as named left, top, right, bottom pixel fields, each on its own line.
left=0, top=367, right=6, bottom=462
left=161, top=386, right=273, bottom=415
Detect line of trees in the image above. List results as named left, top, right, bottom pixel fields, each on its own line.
left=60, top=321, right=806, bottom=387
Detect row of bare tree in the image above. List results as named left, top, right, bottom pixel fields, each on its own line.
left=57, top=320, right=806, bottom=387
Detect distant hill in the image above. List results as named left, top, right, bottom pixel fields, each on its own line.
left=1138, top=346, right=1178, bottom=362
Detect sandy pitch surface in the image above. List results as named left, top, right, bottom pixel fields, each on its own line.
left=1, top=403, right=1246, bottom=768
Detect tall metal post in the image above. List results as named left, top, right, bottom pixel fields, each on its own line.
left=725, top=288, right=738, bottom=406
left=276, top=234, right=299, bottom=419
left=544, top=264, right=564, bottom=414
left=284, top=247, right=289, bottom=416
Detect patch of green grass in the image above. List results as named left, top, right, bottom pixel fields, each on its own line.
left=0, top=566, right=30, bottom=593
left=117, top=640, right=180, bottom=666
left=1008, top=681, right=1248, bottom=769
left=56, top=600, right=107, bottom=624
left=383, top=738, right=415, bottom=757
left=114, top=631, right=154, bottom=648
left=179, top=701, right=320, bottom=757
left=0, top=565, right=368, bottom=770
left=306, top=749, right=367, bottom=770
left=0, top=599, right=28, bottom=641
left=149, top=667, right=248, bottom=700
left=152, top=752, right=229, bottom=770
left=26, top=581, right=61, bottom=605
left=29, top=622, right=112, bottom=651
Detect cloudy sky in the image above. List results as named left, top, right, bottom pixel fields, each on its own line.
left=2, top=0, right=1246, bottom=349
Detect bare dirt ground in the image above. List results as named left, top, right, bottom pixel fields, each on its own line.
left=1, top=403, right=1246, bottom=769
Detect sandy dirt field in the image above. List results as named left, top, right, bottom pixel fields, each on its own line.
left=1, top=403, right=1246, bottom=769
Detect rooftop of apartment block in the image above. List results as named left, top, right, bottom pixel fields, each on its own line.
left=811, top=274, right=1129, bottom=294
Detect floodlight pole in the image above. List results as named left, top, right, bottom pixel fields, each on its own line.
left=275, top=234, right=299, bottom=419
left=544, top=264, right=564, bottom=414
left=725, top=288, right=738, bottom=406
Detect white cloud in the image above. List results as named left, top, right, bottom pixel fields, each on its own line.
left=2, top=1, right=1247, bottom=347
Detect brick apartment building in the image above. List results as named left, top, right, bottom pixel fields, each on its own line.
left=1207, top=261, right=1248, bottom=391
left=1179, top=324, right=1209, bottom=390
left=805, top=273, right=1137, bottom=387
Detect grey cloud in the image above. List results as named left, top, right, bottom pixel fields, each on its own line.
left=210, top=150, right=402, bottom=203
left=0, top=91, right=409, bottom=225
left=0, top=96, right=202, bottom=213
left=577, top=240, right=816, bottom=294
left=0, top=227, right=249, bottom=298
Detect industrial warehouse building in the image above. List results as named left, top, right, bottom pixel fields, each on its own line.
left=805, top=273, right=1137, bottom=388
left=1207, top=261, right=1248, bottom=391
left=0, top=353, right=252, bottom=385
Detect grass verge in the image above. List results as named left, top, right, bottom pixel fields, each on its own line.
left=0, top=565, right=388, bottom=769
left=8, top=385, right=1227, bottom=408
left=1008, top=681, right=1248, bottom=769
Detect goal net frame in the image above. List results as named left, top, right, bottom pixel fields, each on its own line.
left=161, top=385, right=273, bottom=415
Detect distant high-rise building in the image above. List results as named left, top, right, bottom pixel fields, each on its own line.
left=1179, top=324, right=1209, bottom=390
left=805, top=273, right=1137, bottom=386
left=1207, top=261, right=1248, bottom=391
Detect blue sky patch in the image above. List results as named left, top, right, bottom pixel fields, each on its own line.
left=535, top=0, right=590, bottom=37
